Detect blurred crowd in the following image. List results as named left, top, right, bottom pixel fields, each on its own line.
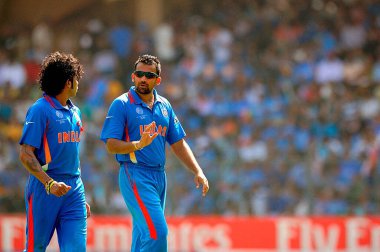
left=1, top=0, right=380, bottom=216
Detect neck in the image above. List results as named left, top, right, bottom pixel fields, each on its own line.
left=55, top=93, right=69, bottom=106
left=137, top=92, right=154, bottom=104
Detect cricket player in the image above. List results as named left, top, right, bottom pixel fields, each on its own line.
left=19, top=51, right=90, bottom=252
left=100, top=54, right=209, bottom=251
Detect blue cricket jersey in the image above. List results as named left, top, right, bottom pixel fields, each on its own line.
left=100, top=86, right=186, bottom=167
left=19, top=94, right=83, bottom=177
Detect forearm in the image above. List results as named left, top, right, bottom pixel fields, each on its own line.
left=19, top=145, right=51, bottom=185
left=171, top=139, right=209, bottom=197
left=171, top=139, right=203, bottom=175
left=106, top=138, right=140, bottom=154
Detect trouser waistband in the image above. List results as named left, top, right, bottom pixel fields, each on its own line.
left=121, top=162, right=165, bottom=171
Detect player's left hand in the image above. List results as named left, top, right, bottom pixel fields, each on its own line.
left=85, top=202, right=91, bottom=218
left=194, top=171, right=209, bottom=197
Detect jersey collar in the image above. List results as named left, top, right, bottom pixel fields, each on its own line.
left=129, top=86, right=163, bottom=105
left=43, top=93, right=74, bottom=110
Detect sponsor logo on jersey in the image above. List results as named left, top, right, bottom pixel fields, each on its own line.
left=174, top=116, right=179, bottom=124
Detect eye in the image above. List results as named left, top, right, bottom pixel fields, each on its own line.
left=134, top=71, right=158, bottom=79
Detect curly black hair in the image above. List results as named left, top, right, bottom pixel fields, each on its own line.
left=134, top=54, right=161, bottom=76
left=39, top=51, right=84, bottom=97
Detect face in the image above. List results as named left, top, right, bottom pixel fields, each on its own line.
left=132, top=63, right=161, bottom=95
left=68, top=77, right=79, bottom=97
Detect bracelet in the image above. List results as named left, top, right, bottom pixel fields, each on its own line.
left=45, top=179, right=56, bottom=195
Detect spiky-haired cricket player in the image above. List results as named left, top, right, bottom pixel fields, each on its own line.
left=19, top=51, right=90, bottom=252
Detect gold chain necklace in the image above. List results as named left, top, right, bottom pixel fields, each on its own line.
left=147, top=100, right=154, bottom=108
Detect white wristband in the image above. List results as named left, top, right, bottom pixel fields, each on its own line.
left=133, top=142, right=142, bottom=150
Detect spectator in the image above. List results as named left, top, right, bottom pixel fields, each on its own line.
left=1, top=0, right=380, bottom=216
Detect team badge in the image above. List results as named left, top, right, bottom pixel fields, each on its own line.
left=56, top=111, right=63, bottom=118
left=161, top=108, right=168, bottom=117
left=136, top=107, right=144, bottom=115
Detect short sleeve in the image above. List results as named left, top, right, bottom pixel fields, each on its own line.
left=19, top=104, right=47, bottom=149
left=100, top=98, right=127, bottom=142
left=166, top=106, right=186, bottom=145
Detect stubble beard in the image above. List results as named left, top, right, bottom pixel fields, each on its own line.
left=136, top=85, right=152, bottom=95
left=69, top=89, right=78, bottom=98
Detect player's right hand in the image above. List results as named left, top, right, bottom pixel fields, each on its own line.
left=138, top=121, right=159, bottom=148
left=50, top=182, right=72, bottom=197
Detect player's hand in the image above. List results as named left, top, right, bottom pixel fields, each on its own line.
left=138, top=121, right=159, bottom=148
left=85, top=202, right=91, bottom=218
left=50, top=182, right=71, bottom=197
left=194, top=171, right=209, bottom=197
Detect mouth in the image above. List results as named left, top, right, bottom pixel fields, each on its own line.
left=138, top=83, right=150, bottom=91
left=136, top=85, right=150, bottom=94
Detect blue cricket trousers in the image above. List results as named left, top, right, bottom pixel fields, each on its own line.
left=120, top=163, right=168, bottom=252
left=24, top=175, right=87, bottom=252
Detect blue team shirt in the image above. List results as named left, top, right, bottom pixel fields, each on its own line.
left=100, top=86, right=186, bottom=167
left=19, top=94, right=83, bottom=177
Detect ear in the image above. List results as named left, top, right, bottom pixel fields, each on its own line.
left=155, top=77, right=162, bottom=85
left=66, top=80, right=72, bottom=88
left=131, top=73, right=135, bottom=82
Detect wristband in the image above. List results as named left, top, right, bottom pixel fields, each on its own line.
left=133, top=142, right=142, bottom=150
left=45, top=179, right=56, bottom=195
